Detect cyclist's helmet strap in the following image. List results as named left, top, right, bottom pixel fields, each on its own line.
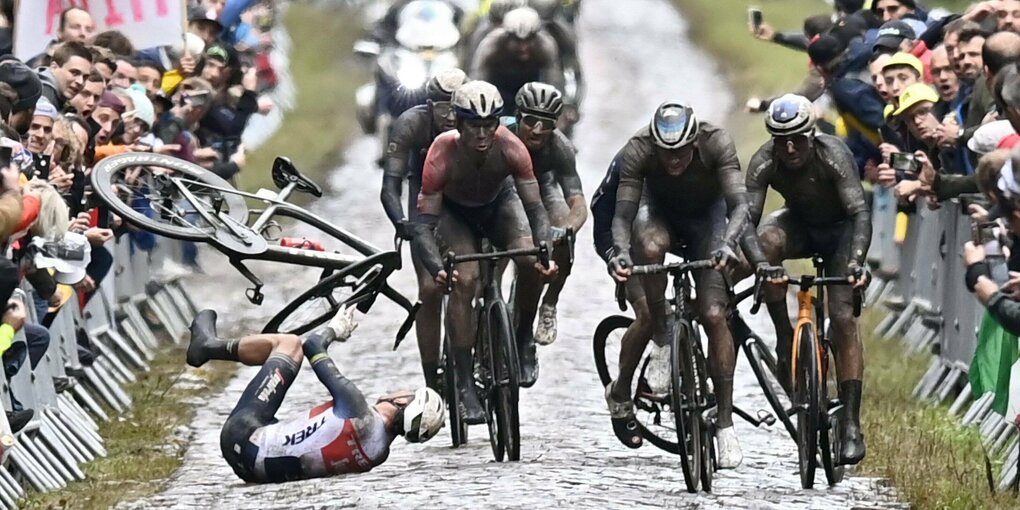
left=649, top=102, right=699, bottom=149
left=765, top=93, right=816, bottom=137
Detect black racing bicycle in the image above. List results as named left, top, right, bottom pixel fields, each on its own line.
left=593, top=260, right=778, bottom=493
left=441, top=241, right=550, bottom=462
left=91, top=153, right=418, bottom=338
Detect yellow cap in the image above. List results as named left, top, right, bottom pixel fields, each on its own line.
left=891, top=83, right=939, bottom=117
left=882, top=52, right=924, bottom=77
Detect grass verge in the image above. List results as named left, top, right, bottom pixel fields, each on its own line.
left=238, top=3, right=367, bottom=193
left=673, top=0, right=1018, bottom=508
left=22, top=3, right=366, bottom=508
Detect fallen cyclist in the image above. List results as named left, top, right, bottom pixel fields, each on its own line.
left=186, top=306, right=444, bottom=483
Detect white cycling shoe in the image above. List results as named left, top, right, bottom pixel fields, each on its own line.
left=645, top=343, right=672, bottom=395
left=534, top=304, right=558, bottom=345
left=715, top=426, right=743, bottom=469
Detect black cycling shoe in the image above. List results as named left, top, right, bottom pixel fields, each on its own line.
left=518, top=334, right=539, bottom=388
left=838, top=380, right=866, bottom=465
left=454, top=349, right=486, bottom=424
left=187, top=309, right=220, bottom=367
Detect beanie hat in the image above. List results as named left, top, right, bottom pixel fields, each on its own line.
left=808, top=34, right=847, bottom=68
left=33, top=96, right=58, bottom=120
left=124, top=85, right=154, bottom=128
left=98, top=92, right=126, bottom=115
left=0, top=58, right=42, bottom=112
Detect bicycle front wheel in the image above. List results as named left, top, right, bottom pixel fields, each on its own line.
left=442, top=332, right=468, bottom=447
left=819, top=348, right=845, bottom=485
left=489, top=301, right=520, bottom=462
left=92, top=152, right=249, bottom=241
left=794, top=325, right=820, bottom=489
left=744, top=336, right=798, bottom=443
left=672, top=320, right=702, bottom=493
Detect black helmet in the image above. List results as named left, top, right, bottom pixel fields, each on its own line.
left=515, top=82, right=564, bottom=118
left=425, top=68, right=467, bottom=102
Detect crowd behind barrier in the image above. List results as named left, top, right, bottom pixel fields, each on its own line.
left=0, top=0, right=286, bottom=506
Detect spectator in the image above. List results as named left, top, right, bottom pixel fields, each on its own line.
left=134, top=61, right=165, bottom=101
left=110, top=58, right=138, bottom=90
left=872, top=0, right=924, bottom=23
left=57, top=8, right=95, bottom=44
left=88, top=45, right=117, bottom=83
left=159, top=33, right=205, bottom=97
left=37, top=41, right=93, bottom=111
left=90, top=30, right=135, bottom=58
left=25, top=97, right=57, bottom=155
left=189, top=6, right=225, bottom=46
left=931, top=45, right=961, bottom=109
left=0, top=59, right=42, bottom=134
left=68, top=71, right=104, bottom=118
left=1000, top=0, right=1020, bottom=34
left=90, top=92, right=124, bottom=147
left=882, top=52, right=925, bottom=102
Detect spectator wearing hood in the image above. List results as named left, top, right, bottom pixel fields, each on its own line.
left=25, top=97, right=57, bottom=155
left=0, top=58, right=42, bottom=134
left=37, top=41, right=93, bottom=111
left=809, top=33, right=887, bottom=174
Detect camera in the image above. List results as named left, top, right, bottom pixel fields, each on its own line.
left=890, top=152, right=919, bottom=181
left=748, top=7, right=763, bottom=29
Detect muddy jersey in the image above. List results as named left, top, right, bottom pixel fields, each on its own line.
left=506, top=120, right=583, bottom=200
left=745, top=133, right=871, bottom=266
left=248, top=402, right=393, bottom=481
left=384, top=105, right=438, bottom=182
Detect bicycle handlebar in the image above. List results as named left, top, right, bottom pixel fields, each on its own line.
left=628, top=259, right=715, bottom=276
left=442, top=241, right=550, bottom=294
left=749, top=273, right=864, bottom=317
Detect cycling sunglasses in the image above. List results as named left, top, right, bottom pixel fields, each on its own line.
left=773, top=133, right=813, bottom=149
left=520, top=113, right=556, bottom=130
left=431, top=101, right=453, bottom=117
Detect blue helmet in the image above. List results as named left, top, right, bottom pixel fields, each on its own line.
left=650, top=102, right=699, bottom=149
left=765, top=94, right=816, bottom=136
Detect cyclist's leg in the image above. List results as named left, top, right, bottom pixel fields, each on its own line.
left=489, top=189, right=543, bottom=386
left=188, top=309, right=304, bottom=367
left=758, top=209, right=810, bottom=378
left=437, top=205, right=486, bottom=421
left=220, top=334, right=303, bottom=482
left=540, top=183, right=572, bottom=310
left=632, top=202, right=673, bottom=347
left=680, top=202, right=736, bottom=428
left=817, top=224, right=866, bottom=463
left=408, top=177, right=443, bottom=390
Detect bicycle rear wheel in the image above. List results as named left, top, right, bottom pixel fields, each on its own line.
left=592, top=315, right=680, bottom=453
left=794, top=325, right=820, bottom=489
left=262, top=251, right=399, bottom=335
left=819, top=350, right=845, bottom=485
left=92, top=152, right=249, bottom=241
left=672, top=320, right=701, bottom=493
left=489, top=301, right=520, bottom=462
left=744, top=335, right=798, bottom=442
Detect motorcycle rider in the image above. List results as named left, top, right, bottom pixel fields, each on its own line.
left=412, top=80, right=557, bottom=422
left=506, top=82, right=587, bottom=345
left=470, top=6, right=564, bottom=116
left=380, top=68, right=468, bottom=391
left=606, top=102, right=750, bottom=468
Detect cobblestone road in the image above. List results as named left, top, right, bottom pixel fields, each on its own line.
left=126, top=1, right=905, bottom=508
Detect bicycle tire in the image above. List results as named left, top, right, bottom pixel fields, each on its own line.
left=695, top=337, right=714, bottom=493
left=479, top=304, right=505, bottom=462
left=442, top=332, right=468, bottom=447
left=794, top=325, right=819, bottom=489
left=819, top=351, right=845, bottom=485
left=91, top=152, right=249, bottom=241
left=672, top=320, right=701, bottom=493
left=592, top=315, right=682, bottom=453
left=261, top=251, right=399, bottom=335
left=491, top=301, right=521, bottom=461
left=744, top=336, right=798, bottom=442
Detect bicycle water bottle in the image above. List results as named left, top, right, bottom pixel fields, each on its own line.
left=280, top=237, right=325, bottom=251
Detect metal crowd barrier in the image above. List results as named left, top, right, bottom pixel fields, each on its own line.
left=0, top=234, right=196, bottom=507
left=867, top=193, right=1019, bottom=491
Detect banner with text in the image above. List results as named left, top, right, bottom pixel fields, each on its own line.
left=15, top=0, right=184, bottom=61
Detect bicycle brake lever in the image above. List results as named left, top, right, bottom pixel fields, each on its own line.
left=750, top=277, right=764, bottom=315
left=393, top=301, right=421, bottom=350
left=566, top=228, right=576, bottom=266
left=615, top=283, right=628, bottom=312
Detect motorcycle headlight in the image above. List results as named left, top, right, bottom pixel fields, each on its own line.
left=396, top=59, right=428, bottom=90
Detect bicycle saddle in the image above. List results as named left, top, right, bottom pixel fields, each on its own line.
left=272, top=157, right=323, bottom=197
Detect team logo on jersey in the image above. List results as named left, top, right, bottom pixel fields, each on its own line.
left=282, top=416, right=327, bottom=446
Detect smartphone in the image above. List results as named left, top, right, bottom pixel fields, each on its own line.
left=32, top=153, right=51, bottom=181
left=0, top=146, right=12, bottom=170
left=748, top=7, right=763, bottom=29
left=891, top=152, right=919, bottom=181
left=185, top=91, right=211, bottom=108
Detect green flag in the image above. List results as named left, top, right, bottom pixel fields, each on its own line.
left=971, top=311, right=1020, bottom=415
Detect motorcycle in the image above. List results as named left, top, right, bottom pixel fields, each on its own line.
left=354, top=0, right=461, bottom=162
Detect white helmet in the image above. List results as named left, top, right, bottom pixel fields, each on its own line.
left=426, top=68, right=468, bottom=102
left=649, top=102, right=699, bottom=149
left=402, top=387, right=445, bottom=443
left=502, top=7, right=542, bottom=40
left=452, top=80, right=504, bottom=119
left=489, top=0, right=528, bottom=24
left=765, top=94, right=816, bottom=136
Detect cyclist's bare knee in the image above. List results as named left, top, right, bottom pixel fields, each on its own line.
left=759, top=227, right=787, bottom=263
left=273, top=334, right=304, bottom=363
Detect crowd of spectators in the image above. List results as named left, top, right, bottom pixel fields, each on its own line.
left=0, top=0, right=279, bottom=435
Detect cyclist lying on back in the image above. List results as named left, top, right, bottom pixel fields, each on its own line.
left=186, top=307, right=444, bottom=483
left=411, top=80, right=557, bottom=423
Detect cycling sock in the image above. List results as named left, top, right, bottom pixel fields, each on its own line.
left=713, top=376, right=734, bottom=428
left=839, top=379, right=863, bottom=426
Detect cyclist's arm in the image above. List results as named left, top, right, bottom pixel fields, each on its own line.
left=469, top=30, right=500, bottom=81
left=537, top=33, right=565, bottom=93
left=411, top=138, right=452, bottom=276
left=552, top=135, right=587, bottom=231
left=610, top=140, right=647, bottom=258
left=380, top=111, right=421, bottom=227
left=302, top=332, right=372, bottom=419
left=741, top=146, right=772, bottom=267
left=591, top=155, right=622, bottom=262
left=506, top=134, right=552, bottom=247
left=711, top=128, right=749, bottom=251
left=829, top=140, right=872, bottom=266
